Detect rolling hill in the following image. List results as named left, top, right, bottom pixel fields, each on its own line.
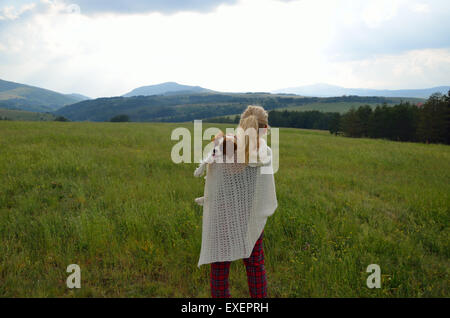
left=0, top=79, right=86, bottom=112
left=122, top=82, right=212, bottom=97
left=55, top=93, right=411, bottom=122
left=273, top=83, right=450, bottom=98
left=65, top=93, right=91, bottom=102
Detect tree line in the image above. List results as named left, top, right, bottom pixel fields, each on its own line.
left=266, top=92, right=449, bottom=145
left=333, top=92, right=449, bottom=144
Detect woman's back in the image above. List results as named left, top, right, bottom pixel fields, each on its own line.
left=198, top=148, right=277, bottom=267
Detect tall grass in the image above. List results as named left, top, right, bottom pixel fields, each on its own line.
left=0, top=121, right=448, bottom=297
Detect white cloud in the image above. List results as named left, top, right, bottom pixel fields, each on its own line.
left=0, top=0, right=336, bottom=96
left=411, top=3, right=431, bottom=13
left=328, top=48, right=450, bottom=89
left=64, top=0, right=238, bottom=15
left=0, top=0, right=239, bottom=15
left=361, top=0, right=403, bottom=28
left=0, top=3, right=36, bottom=20
left=0, top=0, right=448, bottom=97
left=327, top=0, right=450, bottom=61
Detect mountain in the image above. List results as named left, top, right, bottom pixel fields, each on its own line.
left=55, top=92, right=403, bottom=122
left=0, top=78, right=84, bottom=112
left=65, top=93, right=91, bottom=102
left=273, top=83, right=450, bottom=98
left=122, top=82, right=212, bottom=97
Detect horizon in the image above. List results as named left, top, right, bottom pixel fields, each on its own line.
left=1, top=77, right=449, bottom=99
left=0, top=0, right=449, bottom=98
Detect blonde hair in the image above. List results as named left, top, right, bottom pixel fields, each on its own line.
left=237, top=105, right=269, bottom=164
left=239, top=105, right=268, bottom=129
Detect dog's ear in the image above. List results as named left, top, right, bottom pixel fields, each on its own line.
left=212, top=131, right=224, bottom=146
left=223, top=135, right=237, bottom=157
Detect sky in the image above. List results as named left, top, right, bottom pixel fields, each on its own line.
left=0, top=0, right=449, bottom=98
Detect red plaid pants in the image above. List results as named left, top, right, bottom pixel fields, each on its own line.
left=210, top=232, right=267, bottom=298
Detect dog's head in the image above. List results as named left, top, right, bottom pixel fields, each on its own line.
left=212, top=131, right=237, bottom=161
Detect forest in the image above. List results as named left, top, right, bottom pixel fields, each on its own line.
left=55, top=92, right=402, bottom=123
left=264, top=92, right=449, bottom=145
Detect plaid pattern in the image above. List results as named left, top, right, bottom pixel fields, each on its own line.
left=210, top=260, right=232, bottom=298
left=243, top=232, right=267, bottom=298
left=210, top=232, right=267, bottom=298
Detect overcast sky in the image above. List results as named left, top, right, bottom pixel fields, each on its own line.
left=0, top=0, right=449, bottom=97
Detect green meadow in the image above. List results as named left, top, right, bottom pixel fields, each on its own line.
left=0, top=108, right=56, bottom=122
left=0, top=121, right=448, bottom=297
left=280, top=101, right=390, bottom=113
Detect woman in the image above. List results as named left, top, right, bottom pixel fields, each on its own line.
left=194, top=105, right=278, bottom=298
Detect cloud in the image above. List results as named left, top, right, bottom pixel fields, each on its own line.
left=361, top=0, right=401, bottom=28
left=0, top=2, right=37, bottom=20
left=0, top=0, right=239, bottom=16
left=328, top=48, right=450, bottom=89
left=78, top=0, right=239, bottom=14
left=0, top=0, right=299, bottom=16
left=0, top=0, right=448, bottom=97
left=412, top=3, right=431, bottom=13
left=69, top=0, right=305, bottom=15
left=326, top=0, right=450, bottom=61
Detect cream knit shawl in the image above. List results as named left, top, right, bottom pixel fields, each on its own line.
left=195, top=138, right=278, bottom=267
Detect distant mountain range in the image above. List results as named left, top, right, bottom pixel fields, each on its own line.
left=122, top=82, right=212, bottom=97
left=0, top=79, right=90, bottom=112
left=56, top=93, right=411, bottom=122
left=273, top=83, right=450, bottom=99
left=1, top=78, right=446, bottom=121
left=65, top=93, right=91, bottom=102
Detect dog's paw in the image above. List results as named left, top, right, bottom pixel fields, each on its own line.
left=194, top=164, right=206, bottom=177
left=195, top=197, right=204, bottom=206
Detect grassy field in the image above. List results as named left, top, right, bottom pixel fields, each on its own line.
left=0, top=108, right=56, bottom=121
left=210, top=102, right=374, bottom=122
left=0, top=121, right=448, bottom=297
left=280, top=102, right=391, bottom=113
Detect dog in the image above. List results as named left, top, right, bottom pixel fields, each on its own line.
left=194, top=131, right=238, bottom=205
